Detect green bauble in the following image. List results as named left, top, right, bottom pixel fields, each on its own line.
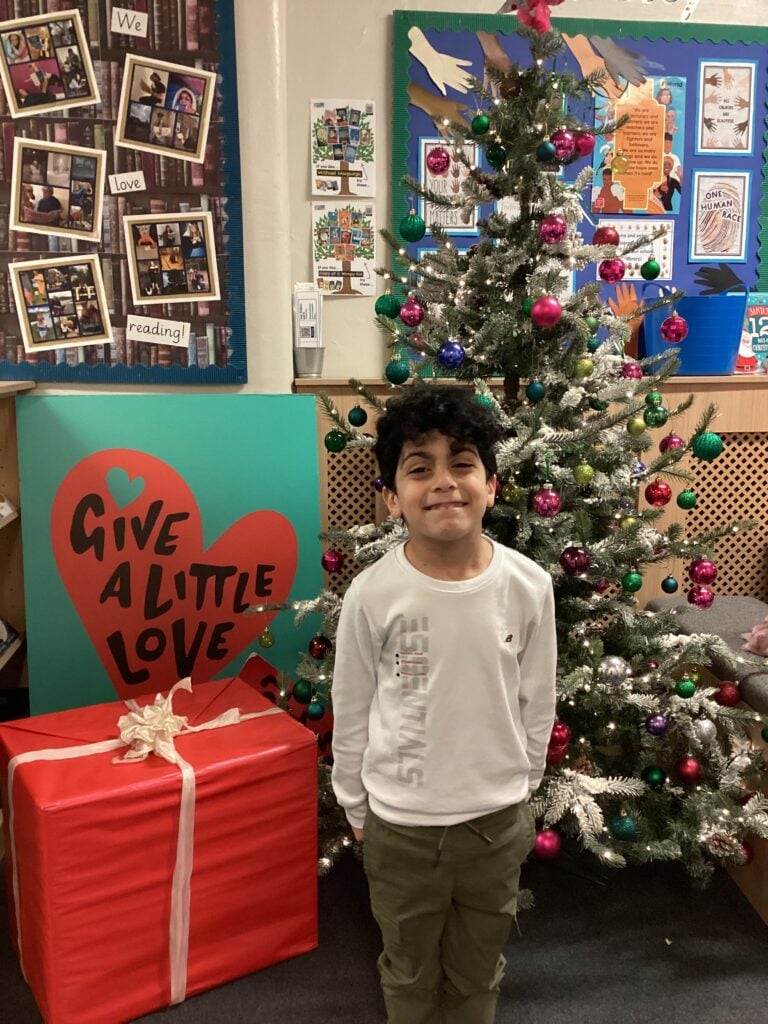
left=643, top=405, right=668, bottom=428
left=385, top=358, right=410, bottom=385
left=522, top=297, right=534, bottom=316
left=574, top=357, right=594, bottom=379
left=610, top=815, right=637, bottom=841
left=526, top=380, right=545, bottom=402
left=257, top=627, right=274, bottom=649
left=590, top=397, right=609, bottom=412
left=762, top=726, right=768, bottom=743
left=692, top=431, right=724, bottom=461
left=375, top=292, right=401, bottom=318
left=677, top=489, right=697, bottom=510
left=585, top=315, right=599, bottom=333
left=471, top=112, right=490, bottom=135
left=619, top=516, right=637, bottom=530
left=324, top=429, right=347, bottom=453
left=640, top=258, right=661, bottom=281
left=486, top=142, right=508, bottom=168
left=347, top=404, right=368, bottom=427
left=627, top=416, right=646, bottom=437
left=573, top=462, right=595, bottom=486
left=621, top=570, right=643, bottom=593
left=645, top=390, right=663, bottom=407
left=292, top=679, right=313, bottom=704
left=502, top=481, right=523, bottom=504
left=642, top=766, right=666, bottom=790
left=400, top=210, right=426, bottom=243
left=675, top=676, right=697, bottom=699
left=587, top=336, right=601, bottom=354
left=475, top=393, right=494, bottom=408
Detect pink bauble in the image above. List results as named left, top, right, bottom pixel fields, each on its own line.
left=676, top=756, right=702, bottom=784
left=572, top=130, right=595, bottom=157
left=321, top=548, right=345, bottom=573
left=660, top=314, right=689, bottom=344
left=560, top=545, right=590, bottom=576
left=687, top=584, right=714, bottom=610
left=531, top=295, right=562, bottom=328
left=531, top=484, right=562, bottom=517
left=426, top=146, right=451, bottom=175
left=599, top=258, right=626, bottom=283
left=644, top=479, right=672, bottom=507
left=594, top=578, right=611, bottom=593
left=593, top=225, right=620, bottom=246
left=742, top=840, right=755, bottom=865
left=399, top=297, right=424, bottom=327
left=533, top=829, right=562, bottom=859
left=620, top=361, right=643, bottom=380
left=688, top=558, right=717, bottom=585
left=539, top=214, right=568, bottom=245
left=550, top=129, right=575, bottom=159
left=410, top=331, right=423, bottom=348
left=659, top=432, right=685, bottom=453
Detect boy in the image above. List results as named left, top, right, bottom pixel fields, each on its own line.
left=332, top=384, right=557, bottom=1024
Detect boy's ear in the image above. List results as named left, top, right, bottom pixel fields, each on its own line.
left=486, top=474, right=497, bottom=508
left=382, top=486, right=402, bottom=520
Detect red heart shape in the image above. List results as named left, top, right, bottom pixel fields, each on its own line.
left=51, top=449, right=298, bottom=700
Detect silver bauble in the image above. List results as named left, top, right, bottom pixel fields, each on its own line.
left=693, top=718, right=717, bottom=744
left=597, top=655, right=631, bottom=686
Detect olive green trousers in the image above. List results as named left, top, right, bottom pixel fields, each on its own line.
left=363, top=801, right=536, bottom=1024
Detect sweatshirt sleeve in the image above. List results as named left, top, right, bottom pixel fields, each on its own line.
left=517, top=579, right=557, bottom=794
left=331, top=580, right=380, bottom=829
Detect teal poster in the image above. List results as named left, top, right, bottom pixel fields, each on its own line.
left=16, top=395, right=322, bottom=714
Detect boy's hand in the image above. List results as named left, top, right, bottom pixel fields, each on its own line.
left=352, top=826, right=364, bottom=842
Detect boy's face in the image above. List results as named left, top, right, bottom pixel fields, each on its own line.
left=383, top=430, right=495, bottom=545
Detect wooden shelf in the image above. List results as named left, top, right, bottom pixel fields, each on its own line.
left=0, top=634, right=24, bottom=673
left=0, top=381, right=35, bottom=397
left=0, top=510, right=18, bottom=531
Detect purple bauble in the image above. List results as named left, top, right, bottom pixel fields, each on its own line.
left=426, top=146, right=451, bottom=175
left=620, top=361, right=643, bottom=380
left=374, top=475, right=385, bottom=492
left=550, top=129, right=575, bottom=160
left=631, top=459, right=647, bottom=476
left=321, top=548, right=345, bottom=573
left=660, top=314, right=689, bottom=344
left=531, top=295, right=562, bottom=328
left=646, top=713, right=669, bottom=736
left=437, top=340, right=465, bottom=370
left=599, top=258, right=626, bottom=283
left=539, top=214, right=568, bottom=245
left=572, top=130, right=596, bottom=157
left=531, top=484, right=562, bottom=517
left=659, top=432, right=685, bottom=453
left=688, top=558, right=718, bottom=585
left=559, top=545, right=590, bottom=576
left=687, top=584, right=715, bottom=609
left=399, top=297, right=424, bottom=327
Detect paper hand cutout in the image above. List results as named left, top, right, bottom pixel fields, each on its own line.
left=692, top=264, right=746, bottom=295
left=589, top=36, right=648, bottom=88
left=408, top=26, right=473, bottom=96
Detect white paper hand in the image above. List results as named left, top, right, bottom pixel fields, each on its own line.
left=408, top=26, right=473, bottom=96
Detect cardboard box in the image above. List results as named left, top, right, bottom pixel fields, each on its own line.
left=0, top=675, right=318, bottom=1024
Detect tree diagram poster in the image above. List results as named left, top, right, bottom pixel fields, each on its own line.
left=310, top=98, right=375, bottom=197
left=311, top=201, right=375, bottom=296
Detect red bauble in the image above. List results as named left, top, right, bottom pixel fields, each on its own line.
left=547, top=745, right=568, bottom=765
left=594, top=578, right=611, bottom=593
left=659, top=432, right=685, bottom=453
left=399, top=296, right=425, bottom=327
left=620, top=361, right=643, bottom=380
left=531, top=484, right=562, bottom=517
left=559, top=545, right=590, bottom=576
left=598, top=258, right=626, bottom=283
left=687, top=584, right=714, bottom=610
left=550, top=720, right=572, bottom=747
left=572, top=130, right=596, bottom=157
left=550, top=129, right=575, bottom=159
left=644, top=479, right=672, bottom=507
left=426, top=146, right=451, bottom=175
left=533, top=829, right=562, bottom=859
left=321, top=548, right=345, bottom=573
left=309, top=635, right=332, bottom=659
left=660, top=314, right=689, bottom=344
left=715, top=681, right=740, bottom=707
left=688, top=558, right=717, bottom=585
left=593, top=225, right=620, bottom=246
left=676, top=756, right=702, bottom=784
left=742, top=840, right=755, bottom=864
left=531, top=295, right=562, bottom=328
left=539, top=214, right=568, bottom=244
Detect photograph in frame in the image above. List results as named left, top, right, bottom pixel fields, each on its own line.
left=115, top=54, right=217, bottom=164
left=9, top=254, right=112, bottom=354
left=0, top=9, right=99, bottom=118
left=690, top=170, right=751, bottom=263
left=122, top=211, right=220, bottom=305
left=10, top=137, right=106, bottom=242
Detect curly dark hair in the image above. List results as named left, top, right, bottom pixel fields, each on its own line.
left=373, top=385, right=503, bottom=490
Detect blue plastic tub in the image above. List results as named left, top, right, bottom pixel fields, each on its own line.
left=640, top=287, right=748, bottom=375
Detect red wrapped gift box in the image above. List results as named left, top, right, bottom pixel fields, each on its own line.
left=0, top=675, right=318, bottom=1024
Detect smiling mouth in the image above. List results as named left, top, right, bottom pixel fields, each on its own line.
left=424, top=501, right=467, bottom=511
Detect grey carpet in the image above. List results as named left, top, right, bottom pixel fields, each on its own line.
left=3, top=849, right=768, bottom=1023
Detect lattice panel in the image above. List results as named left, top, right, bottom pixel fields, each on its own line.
left=325, top=446, right=379, bottom=593
left=685, top=432, right=768, bottom=601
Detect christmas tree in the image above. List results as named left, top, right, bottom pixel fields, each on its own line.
left=297, top=5, right=768, bottom=883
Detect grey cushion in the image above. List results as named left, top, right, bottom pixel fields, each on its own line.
left=646, top=595, right=768, bottom=714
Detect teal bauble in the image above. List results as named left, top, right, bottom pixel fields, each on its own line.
left=471, top=113, right=490, bottom=135
left=385, top=358, right=410, bottom=385
left=621, top=570, right=643, bottom=593
left=610, top=815, right=637, bottom=841
left=324, top=429, right=347, bottom=453
left=587, top=336, right=601, bottom=353
left=375, top=292, right=401, bottom=318
left=347, top=405, right=368, bottom=427
left=486, top=142, right=508, bottom=168
left=590, top=397, right=609, bottom=412
left=661, top=574, right=679, bottom=594
left=536, top=140, right=557, bottom=163
left=643, top=405, right=668, bottom=428
left=292, top=679, right=313, bottom=704
left=475, top=393, right=494, bottom=408
left=677, top=489, right=697, bottom=510
left=692, top=431, right=723, bottom=461
left=526, top=380, right=545, bottom=403
left=400, top=210, right=426, bottom=243
left=307, top=699, right=326, bottom=721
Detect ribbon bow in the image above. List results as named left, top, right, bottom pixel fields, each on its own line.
left=498, top=0, right=565, bottom=35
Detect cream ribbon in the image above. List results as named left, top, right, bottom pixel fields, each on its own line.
left=7, top=677, right=284, bottom=1006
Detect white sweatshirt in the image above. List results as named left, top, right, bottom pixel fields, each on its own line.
left=331, top=539, right=557, bottom=829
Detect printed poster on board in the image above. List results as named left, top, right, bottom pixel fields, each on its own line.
left=310, top=98, right=375, bottom=197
